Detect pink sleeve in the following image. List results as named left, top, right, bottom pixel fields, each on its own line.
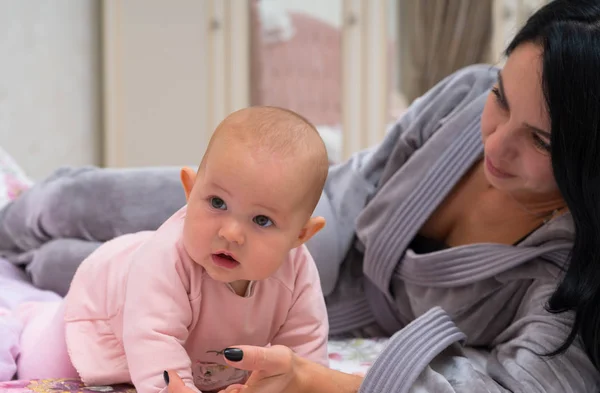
left=270, top=246, right=329, bottom=367
left=121, top=247, right=201, bottom=393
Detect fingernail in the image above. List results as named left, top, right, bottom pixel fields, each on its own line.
left=163, top=370, right=170, bottom=385
left=223, top=348, right=243, bottom=362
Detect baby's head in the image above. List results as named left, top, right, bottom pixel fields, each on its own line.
left=180, top=106, right=328, bottom=292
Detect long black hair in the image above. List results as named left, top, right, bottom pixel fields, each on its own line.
left=505, top=0, right=600, bottom=368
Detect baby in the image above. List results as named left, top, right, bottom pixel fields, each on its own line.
left=15, top=106, right=330, bottom=393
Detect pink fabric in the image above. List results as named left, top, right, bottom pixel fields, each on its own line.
left=0, top=259, right=61, bottom=311
left=0, top=309, right=21, bottom=382
left=0, top=258, right=62, bottom=382
left=61, top=206, right=328, bottom=393
left=16, top=302, right=77, bottom=381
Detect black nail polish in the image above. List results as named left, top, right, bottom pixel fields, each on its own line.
left=223, top=348, right=243, bottom=362
left=163, top=370, right=170, bottom=385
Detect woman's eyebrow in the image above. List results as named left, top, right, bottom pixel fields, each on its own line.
left=524, top=123, right=551, bottom=138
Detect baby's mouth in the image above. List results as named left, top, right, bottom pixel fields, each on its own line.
left=211, top=253, right=240, bottom=269
left=218, top=253, right=236, bottom=261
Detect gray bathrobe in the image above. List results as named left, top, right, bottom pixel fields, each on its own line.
left=0, top=65, right=597, bottom=392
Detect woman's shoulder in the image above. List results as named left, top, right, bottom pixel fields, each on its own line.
left=445, top=64, right=499, bottom=88
left=396, top=64, right=498, bottom=142
left=453, top=63, right=499, bottom=77
left=428, top=63, right=498, bottom=113
left=416, top=64, right=499, bottom=117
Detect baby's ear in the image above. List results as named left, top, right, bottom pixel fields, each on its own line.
left=293, top=217, right=326, bottom=247
left=180, top=167, right=197, bottom=201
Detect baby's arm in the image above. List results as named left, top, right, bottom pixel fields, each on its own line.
left=121, top=252, right=200, bottom=393
left=270, top=246, right=329, bottom=366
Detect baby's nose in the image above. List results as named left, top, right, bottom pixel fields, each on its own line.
left=218, top=220, right=245, bottom=245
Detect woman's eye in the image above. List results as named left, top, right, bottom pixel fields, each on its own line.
left=532, top=133, right=551, bottom=153
left=253, top=215, right=273, bottom=228
left=210, top=197, right=227, bottom=210
left=491, top=87, right=508, bottom=110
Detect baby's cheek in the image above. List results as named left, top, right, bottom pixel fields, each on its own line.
left=182, top=229, right=208, bottom=263
left=250, top=250, right=283, bottom=278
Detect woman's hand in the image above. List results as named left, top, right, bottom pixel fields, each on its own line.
left=217, top=345, right=303, bottom=393
left=217, top=345, right=363, bottom=393
left=165, top=345, right=363, bottom=393
left=162, top=347, right=301, bottom=393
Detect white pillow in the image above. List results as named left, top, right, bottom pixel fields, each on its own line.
left=0, top=147, right=32, bottom=209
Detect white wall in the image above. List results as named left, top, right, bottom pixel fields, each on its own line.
left=0, top=0, right=101, bottom=180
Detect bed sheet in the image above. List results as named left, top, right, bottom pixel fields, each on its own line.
left=0, top=338, right=389, bottom=393
left=327, top=337, right=389, bottom=375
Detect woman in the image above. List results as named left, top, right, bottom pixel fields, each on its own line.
left=153, top=0, right=600, bottom=391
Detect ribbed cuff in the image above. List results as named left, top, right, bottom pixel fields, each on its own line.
left=359, top=307, right=465, bottom=393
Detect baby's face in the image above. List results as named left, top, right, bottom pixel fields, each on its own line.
left=182, top=140, right=311, bottom=285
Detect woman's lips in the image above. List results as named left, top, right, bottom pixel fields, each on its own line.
left=485, top=157, right=515, bottom=179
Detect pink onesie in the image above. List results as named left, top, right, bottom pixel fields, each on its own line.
left=17, top=206, right=329, bottom=393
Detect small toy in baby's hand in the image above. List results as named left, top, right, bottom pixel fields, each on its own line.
left=205, top=349, right=226, bottom=357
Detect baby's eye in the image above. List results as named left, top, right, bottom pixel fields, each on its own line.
left=210, top=197, right=227, bottom=210
left=253, top=215, right=273, bottom=228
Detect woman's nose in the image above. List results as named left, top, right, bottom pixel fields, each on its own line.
left=491, top=122, right=519, bottom=161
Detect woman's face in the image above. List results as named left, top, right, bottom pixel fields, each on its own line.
left=481, top=42, right=561, bottom=200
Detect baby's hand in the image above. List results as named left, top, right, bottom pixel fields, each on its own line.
left=164, top=370, right=199, bottom=393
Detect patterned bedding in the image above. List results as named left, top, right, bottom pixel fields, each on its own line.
left=0, top=338, right=388, bottom=393
left=0, top=146, right=32, bottom=210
